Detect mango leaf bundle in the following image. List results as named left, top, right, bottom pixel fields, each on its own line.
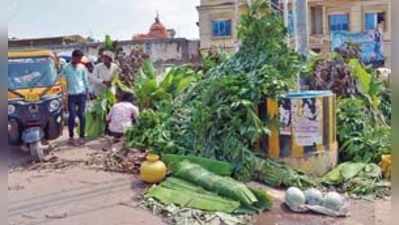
left=252, top=157, right=317, bottom=188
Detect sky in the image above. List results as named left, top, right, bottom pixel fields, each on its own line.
left=7, top=0, right=200, bottom=41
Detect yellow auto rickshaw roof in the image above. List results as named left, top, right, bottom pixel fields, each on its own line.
left=8, top=49, right=56, bottom=59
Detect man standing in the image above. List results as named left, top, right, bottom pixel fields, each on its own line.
left=62, top=49, right=90, bottom=146
left=96, top=47, right=105, bottom=64
left=90, top=50, right=120, bottom=96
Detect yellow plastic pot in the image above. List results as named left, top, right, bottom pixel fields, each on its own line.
left=140, top=154, right=167, bottom=183
left=379, top=154, right=391, bottom=179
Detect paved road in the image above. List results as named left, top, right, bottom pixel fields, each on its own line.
left=8, top=136, right=166, bottom=225
left=8, top=134, right=391, bottom=225
left=8, top=145, right=33, bottom=169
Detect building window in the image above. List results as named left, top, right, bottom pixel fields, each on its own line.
left=212, top=20, right=232, bottom=37
left=144, top=43, right=151, bottom=54
left=365, top=12, right=385, bottom=31
left=329, top=14, right=349, bottom=32
left=311, top=6, right=323, bottom=35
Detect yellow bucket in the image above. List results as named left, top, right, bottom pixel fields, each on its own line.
left=258, top=91, right=337, bottom=176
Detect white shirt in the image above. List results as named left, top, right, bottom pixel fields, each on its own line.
left=90, top=62, right=120, bottom=95
left=107, top=102, right=139, bottom=133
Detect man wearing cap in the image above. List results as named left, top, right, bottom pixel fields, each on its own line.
left=91, top=50, right=120, bottom=96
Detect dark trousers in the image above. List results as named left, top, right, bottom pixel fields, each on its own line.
left=68, top=94, right=87, bottom=138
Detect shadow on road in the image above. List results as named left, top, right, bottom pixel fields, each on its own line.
left=7, top=145, right=33, bottom=169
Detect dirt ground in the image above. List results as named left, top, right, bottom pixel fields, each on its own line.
left=252, top=185, right=391, bottom=225
left=8, top=132, right=391, bottom=225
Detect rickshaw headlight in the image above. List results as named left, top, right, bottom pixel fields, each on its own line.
left=8, top=105, right=16, bottom=115
left=49, top=99, right=60, bottom=112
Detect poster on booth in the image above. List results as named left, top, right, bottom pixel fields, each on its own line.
left=279, top=99, right=292, bottom=135
left=292, top=98, right=323, bottom=146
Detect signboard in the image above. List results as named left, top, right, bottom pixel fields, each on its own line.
left=331, top=30, right=384, bottom=65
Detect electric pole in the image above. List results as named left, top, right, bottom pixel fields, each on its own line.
left=293, top=0, right=309, bottom=56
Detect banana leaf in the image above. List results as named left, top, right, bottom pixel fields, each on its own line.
left=175, top=76, right=197, bottom=93
left=174, top=160, right=258, bottom=206
left=248, top=187, right=273, bottom=212
left=159, top=177, right=218, bottom=196
left=85, top=112, right=106, bottom=140
left=348, top=59, right=371, bottom=94
left=162, top=154, right=234, bottom=176
left=146, top=177, right=240, bottom=213
left=322, top=162, right=381, bottom=185
left=85, top=89, right=116, bottom=139
left=341, top=162, right=367, bottom=180
left=141, top=59, right=157, bottom=79
left=145, top=177, right=272, bottom=214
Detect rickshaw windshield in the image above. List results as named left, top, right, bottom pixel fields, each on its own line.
left=8, top=57, right=58, bottom=90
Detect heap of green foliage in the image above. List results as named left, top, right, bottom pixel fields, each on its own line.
left=126, top=0, right=315, bottom=188
left=379, top=88, right=391, bottom=125
left=322, top=162, right=390, bottom=198
left=337, top=59, right=390, bottom=164
left=305, top=42, right=391, bottom=165
left=337, top=97, right=390, bottom=163
left=200, top=48, right=230, bottom=73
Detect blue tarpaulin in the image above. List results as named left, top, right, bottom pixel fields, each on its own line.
left=330, top=30, right=384, bottom=65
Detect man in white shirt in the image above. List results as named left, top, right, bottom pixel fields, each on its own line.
left=90, top=50, right=120, bottom=96
left=106, top=92, right=139, bottom=142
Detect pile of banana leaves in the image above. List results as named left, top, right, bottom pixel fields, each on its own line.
left=145, top=159, right=272, bottom=214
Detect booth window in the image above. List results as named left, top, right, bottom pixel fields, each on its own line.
left=212, top=20, right=232, bottom=37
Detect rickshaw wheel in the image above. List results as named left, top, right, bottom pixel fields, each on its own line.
left=29, top=142, right=45, bottom=162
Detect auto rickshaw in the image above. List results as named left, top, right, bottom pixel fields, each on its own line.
left=8, top=49, right=66, bottom=161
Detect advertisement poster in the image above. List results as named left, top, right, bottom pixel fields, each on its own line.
left=292, top=98, right=323, bottom=146
left=279, top=99, right=292, bottom=135
left=331, top=30, right=384, bottom=65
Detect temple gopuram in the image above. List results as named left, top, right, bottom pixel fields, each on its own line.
left=133, top=14, right=176, bottom=40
